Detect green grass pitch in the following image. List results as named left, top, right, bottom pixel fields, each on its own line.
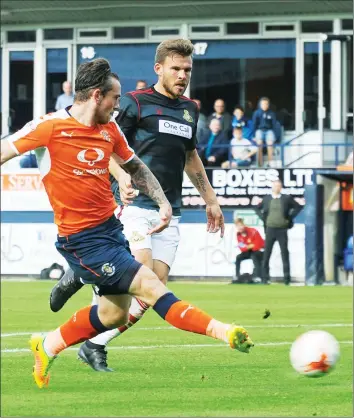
left=1, top=281, right=353, bottom=417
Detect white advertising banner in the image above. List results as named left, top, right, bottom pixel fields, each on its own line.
left=170, top=223, right=305, bottom=280
left=1, top=223, right=68, bottom=275
left=1, top=222, right=305, bottom=279
left=1, top=170, right=52, bottom=211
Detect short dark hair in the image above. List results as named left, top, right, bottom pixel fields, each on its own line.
left=260, top=97, right=270, bottom=103
left=74, top=58, right=119, bottom=102
left=234, top=105, right=244, bottom=112
left=233, top=126, right=242, bottom=131
left=155, top=39, right=194, bottom=64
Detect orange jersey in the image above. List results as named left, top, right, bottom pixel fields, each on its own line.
left=7, top=109, right=134, bottom=235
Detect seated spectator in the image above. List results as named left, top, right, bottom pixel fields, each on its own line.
left=252, top=97, right=277, bottom=167
left=221, top=127, right=257, bottom=168
left=20, top=152, right=38, bottom=168
left=197, top=119, right=229, bottom=166
left=193, top=99, right=207, bottom=142
left=207, top=99, right=232, bottom=137
left=233, top=218, right=264, bottom=283
left=232, top=106, right=253, bottom=141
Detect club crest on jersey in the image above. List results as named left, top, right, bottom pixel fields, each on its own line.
left=100, top=130, right=111, bottom=142
left=101, top=263, right=116, bottom=277
left=183, top=109, right=193, bottom=123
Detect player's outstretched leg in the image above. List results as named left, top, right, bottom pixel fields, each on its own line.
left=128, top=265, right=254, bottom=353
left=78, top=296, right=148, bottom=372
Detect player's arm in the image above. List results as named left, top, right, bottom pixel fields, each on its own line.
left=1, top=119, right=52, bottom=166
left=184, top=149, right=225, bottom=237
left=109, top=158, right=137, bottom=205
left=1, top=139, right=18, bottom=165
left=111, top=153, right=172, bottom=234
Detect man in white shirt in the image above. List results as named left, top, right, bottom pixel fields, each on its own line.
left=221, top=127, right=257, bottom=168
left=55, top=81, right=74, bottom=110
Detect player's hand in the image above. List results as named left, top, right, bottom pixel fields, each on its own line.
left=119, top=172, right=139, bottom=206
left=206, top=202, right=225, bottom=237
left=147, top=202, right=172, bottom=235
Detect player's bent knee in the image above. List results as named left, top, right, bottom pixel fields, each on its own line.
left=129, top=265, right=167, bottom=306
left=97, top=305, right=129, bottom=328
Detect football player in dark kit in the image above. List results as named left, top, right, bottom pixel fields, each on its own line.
left=50, top=39, right=233, bottom=372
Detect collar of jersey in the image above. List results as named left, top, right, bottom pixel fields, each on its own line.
left=151, top=85, right=180, bottom=105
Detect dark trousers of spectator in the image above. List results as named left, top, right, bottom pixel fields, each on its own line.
left=236, top=250, right=263, bottom=279
left=263, top=227, right=290, bottom=284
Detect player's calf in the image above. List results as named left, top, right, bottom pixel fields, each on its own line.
left=129, top=265, right=254, bottom=352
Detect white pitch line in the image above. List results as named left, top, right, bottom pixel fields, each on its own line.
left=1, top=323, right=353, bottom=338
left=1, top=340, right=353, bottom=354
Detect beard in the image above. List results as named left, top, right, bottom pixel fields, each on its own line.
left=162, top=78, right=187, bottom=98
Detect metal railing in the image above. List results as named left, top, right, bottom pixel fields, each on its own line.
left=200, top=141, right=352, bottom=168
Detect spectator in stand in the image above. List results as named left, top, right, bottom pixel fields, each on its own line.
left=232, top=105, right=253, bottom=141
left=255, top=179, right=303, bottom=285
left=136, top=80, right=147, bottom=90
left=55, top=81, right=74, bottom=111
left=207, top=99, right=232, bottom=137
left=252, top=97, right=277, bottom=167
left=221, top=127, right=257, bottom=168
left=197, top=118, right=229, bottom=166
left=233, top=218, right=264, bottom=284
left=193, top=99, right=208, bottom=142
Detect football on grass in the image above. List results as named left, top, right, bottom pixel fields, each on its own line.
left=290, top=330, right=340, bottom=377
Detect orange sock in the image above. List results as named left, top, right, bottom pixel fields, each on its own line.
left=165, top=301, right=213, bottom=335
left=44, top=306, right=108, bottom=356
left=60, top=306, right=103, bottom=345
left=153, top=293, right=230, bottom=342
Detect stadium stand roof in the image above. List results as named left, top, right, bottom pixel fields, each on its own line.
left=1, top=0, right=352, bottom=27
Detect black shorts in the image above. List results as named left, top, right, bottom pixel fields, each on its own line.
left=56, top=216, right=142, bottom=295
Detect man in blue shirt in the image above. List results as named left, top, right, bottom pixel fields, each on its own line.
left=55, top=81, right=74, bottom=110
left=252, top=97, right=277, bottom=167
left=198, top=118, right=229, bottom=166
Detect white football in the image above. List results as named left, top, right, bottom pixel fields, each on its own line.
left=290, top=330, right=340, bottom=377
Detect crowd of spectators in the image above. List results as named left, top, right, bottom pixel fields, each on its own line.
left=194, top=97, right=283, bottom=168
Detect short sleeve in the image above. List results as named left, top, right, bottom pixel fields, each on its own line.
left=115, top=94, right=139, bottom=146
left=110, top=119, right=135, bottom=164
left=6, top=118, right=53, bottom=155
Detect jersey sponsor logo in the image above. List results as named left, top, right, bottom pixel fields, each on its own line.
left=73, top=168, right=108, bottom=176
left=183, top=109, right=193, bottom=123
left=101, top=262, right=116, bottom=277
left=77, top=148, right=105, bottom=166
left=61, top=131, right=74, bottom=137
left=159, top=120, right=192, bottom=139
